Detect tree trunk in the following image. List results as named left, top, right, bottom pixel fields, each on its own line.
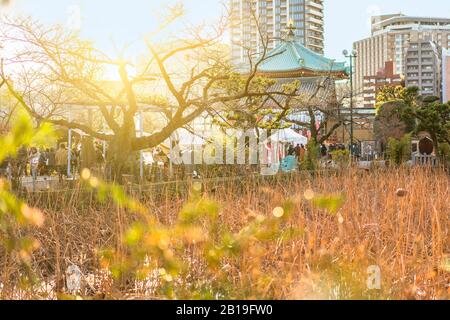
left=431, top=133, right=439, bottom=154
left=107, top=133, right=134, bottom=183
left=103, top=113, right=139, bottom=183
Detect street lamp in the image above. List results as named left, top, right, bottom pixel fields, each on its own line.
left=343, top=49, right=358, bottom=157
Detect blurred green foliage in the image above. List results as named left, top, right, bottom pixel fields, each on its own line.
left=0, top=111, right=54, bottom=282
left=311, top=194, right=345, bottom=215
left=387, top=134, right=411, bottom=166
left=83, top=174, right=310, bottom=299
left=301, top=141, right=320, bottom=171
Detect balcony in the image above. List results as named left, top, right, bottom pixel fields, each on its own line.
left=307, top=32, right=323, bottom=42
left=306, top=9, right=323, bottom=18
left=406, top=59, right=418, bottom=64
left=307, top=42, right=324, bottom=52
left=421, top=52, right=434, bottom=57
left=421, top=59, right=433, bottom=65
left=421, top=74, right=435, bottom=80
left=306, top=0, right=323, bottom=11
left=306, top=16, right=323, bottom=25
left=406, top=72, right=419, bottom=77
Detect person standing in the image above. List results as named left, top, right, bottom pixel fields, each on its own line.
left=72, top=145, right=81, bottom=175
left=299, top=144, right=306, bottom=162
left=47, top=148, right=56, bottom=174
left=288, top=144, right=295, bottom=156
left=294, top=144, right=301, bottom=158
left=321, top=144, right=328, bottom=159
left=55, top=143, right=68, bottom=181
left=17, top=145, right=28, bottom=176
left=38, top=148, right=49, bottom=175
left=29, top=147, right=40, bottom=192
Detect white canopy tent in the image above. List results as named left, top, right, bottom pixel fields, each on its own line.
left=268, top=128, right=308, bottom=146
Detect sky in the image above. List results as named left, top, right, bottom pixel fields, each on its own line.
left=2, top=0, right=450, bottom=62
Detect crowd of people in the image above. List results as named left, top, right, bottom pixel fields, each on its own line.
left=0, top=144, right=69, bottom=181
left=286, top=143, right=338, bottom=161
left=0, top=141, right=106, bottom=184
left=0, top=136, right=376, bottom=191
left=327, top=143, right=348, bottom=153
left=287, top=144, right=307, bottom=161
left=284, top=142, right=365, bottom=163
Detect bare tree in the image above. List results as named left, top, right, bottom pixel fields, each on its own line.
left=271, top=76, right=346, bottom=145
left=216, top=72, right=351, bottom=146
left=0, top=8, right=297, bottom=181
left=0, top=80, right=19, bottom=133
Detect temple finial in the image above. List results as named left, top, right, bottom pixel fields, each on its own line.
left=286, top=20, right=296, bottom=41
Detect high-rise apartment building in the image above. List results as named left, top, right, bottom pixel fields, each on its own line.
left=443, top=48, right=450, bottom=102
left=230, top=0, right=324, bottom=65
left=353, top=14, right=450, bottom=95
left=363, top=61, right=403, bottom=108
left=405, top=41, right=442, bottom=98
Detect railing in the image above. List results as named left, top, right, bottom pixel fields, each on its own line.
left=412, top=154, right=439, bottom=167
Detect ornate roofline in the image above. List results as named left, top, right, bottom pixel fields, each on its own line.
left=255, top=68, right=348, bottom=79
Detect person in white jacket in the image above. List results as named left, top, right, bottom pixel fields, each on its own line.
left=29, top=147, right=40, bottom=192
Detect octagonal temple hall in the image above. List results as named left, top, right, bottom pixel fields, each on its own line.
left=238, top=25, right=349, bottom=129
left=257, top=27, right=348, bottom=79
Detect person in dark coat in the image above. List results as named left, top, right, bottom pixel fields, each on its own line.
left=321, top=144, right=328, bottom=158
left=288, top=144, right=295, bottom=156
left=17, top=145, right=28, bottom=176
left=294, top=144, right=301, bottom=158
left=38, top=149, right=49, bottom=175
left=47, top=148, right=56, bottom=174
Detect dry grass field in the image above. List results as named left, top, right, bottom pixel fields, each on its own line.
left=0, top=167, right=449, bottom=300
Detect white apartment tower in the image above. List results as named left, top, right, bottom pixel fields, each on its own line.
left=230, top=0, right=324, bottom=65
left=353, top=14, right=450, bottom=94
left=405, top=41, right=442, bottom=98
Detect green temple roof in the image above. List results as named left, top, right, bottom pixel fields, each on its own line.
left=258, top=38, right=348, bottom=75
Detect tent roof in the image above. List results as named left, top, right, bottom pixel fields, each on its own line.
left=268, top=128, right=308, bottom=145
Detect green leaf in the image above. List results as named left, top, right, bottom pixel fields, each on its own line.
left=312, top=195, right=345, bottom=214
